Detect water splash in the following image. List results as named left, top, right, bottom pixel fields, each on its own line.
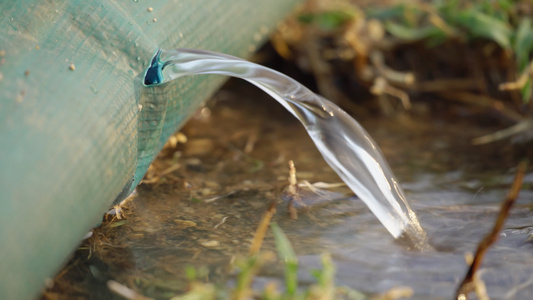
left=144, top=48, right=429, bottom=248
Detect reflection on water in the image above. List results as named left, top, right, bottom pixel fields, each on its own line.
left=43, top=81, right=533, bottom=299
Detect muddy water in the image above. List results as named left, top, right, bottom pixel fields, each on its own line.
left=44, top=81, right=533, bottom=299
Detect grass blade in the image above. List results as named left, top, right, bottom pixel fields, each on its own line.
left=271, top=223, right=298, bottom=296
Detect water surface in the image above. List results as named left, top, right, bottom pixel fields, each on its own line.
left=43, top=81, right=533, bottom=299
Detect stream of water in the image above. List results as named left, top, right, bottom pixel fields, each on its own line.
left=143, top=48, right=428, bottom=248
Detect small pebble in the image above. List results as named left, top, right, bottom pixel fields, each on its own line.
left=175, top=132, right=187, bottom=143
left=152, top=18, right=157, bottom=22
left=173, top=219, right=197, bottom=229
left=82, top=231, right=93, bottom=240
left=43, top=278, right=54, bottom=289
left=0, top=50, right=5, bottom=57
left=68, top=63, right=75, bottom=71
left=204, top=180, right=220, bottom=189
left=147, top=7, right=153, bottom=12
left=200, top=240, right=220, bottom=248
left=183, top=138, right=214, bottom=156
left=24, top=70, right=29, bottom=76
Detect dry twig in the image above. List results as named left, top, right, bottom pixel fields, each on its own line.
left=456, top=161, right=528, bottom=299
left=412, top=78, right=481, bottom=93
left=472, top=118, right=533, bottom=145
left=438, top=92, right=524, bottom=123
left=499, top=60, right=533, bottom=91
left=249, top=201, right=277, bottom=256
left=286, top=160, right=302, bottom=219
left=371, top=77, right=412, bottom=110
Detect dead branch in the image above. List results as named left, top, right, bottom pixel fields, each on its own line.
left=499, top=60, right=533, bottom=91
left=412, top=78, right=481, bottom=93
left=472, top=118, right=533, bottom=145
left=438, top=92, right=525, bottom=123
left=286, top=160, right=305, bottom=219
left=455, top=161, right=528, bottom=300
left=249, top=201, right=277, bottom=256
left=370, top=51, right=415, bottom=86
left=371, top=76, right=412, bottom=110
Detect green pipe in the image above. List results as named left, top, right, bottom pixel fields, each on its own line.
left=0, top=1, right=301, bottom=299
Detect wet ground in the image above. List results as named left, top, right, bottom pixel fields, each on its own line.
left=43, top=79, right=533, bottom=299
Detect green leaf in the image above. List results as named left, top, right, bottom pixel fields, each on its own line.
left=521, top=79, right=532, bottom=103
left=297, top=13, right=314, bottom=24
left=318, top=11, right=354, bottom=30
left=271, top=223, right=297, bottom=264
left=185, top=265, right=197, bottom=281
left=514, top=18, right=533, bottom=70
left=385, top=22, right=444, bottom=41
left=454, top=9, right=512, bottom=49
left=271, top=223, right=298, bottom=296
left=366, top=4, right=408, bottom=21
left=233, top=255, right=263, bottom=298
left=512, top=18, right=533, bottom=103
left=298, top=11, right=355, bottom=30
left=190, top=197, right=202, bottom=203
left=496, top=0, right=514, bottom=12
left=108, top=220, right=128, bottom=228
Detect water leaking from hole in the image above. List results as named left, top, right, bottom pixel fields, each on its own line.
left=143, top=48, right=430, bottom=249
